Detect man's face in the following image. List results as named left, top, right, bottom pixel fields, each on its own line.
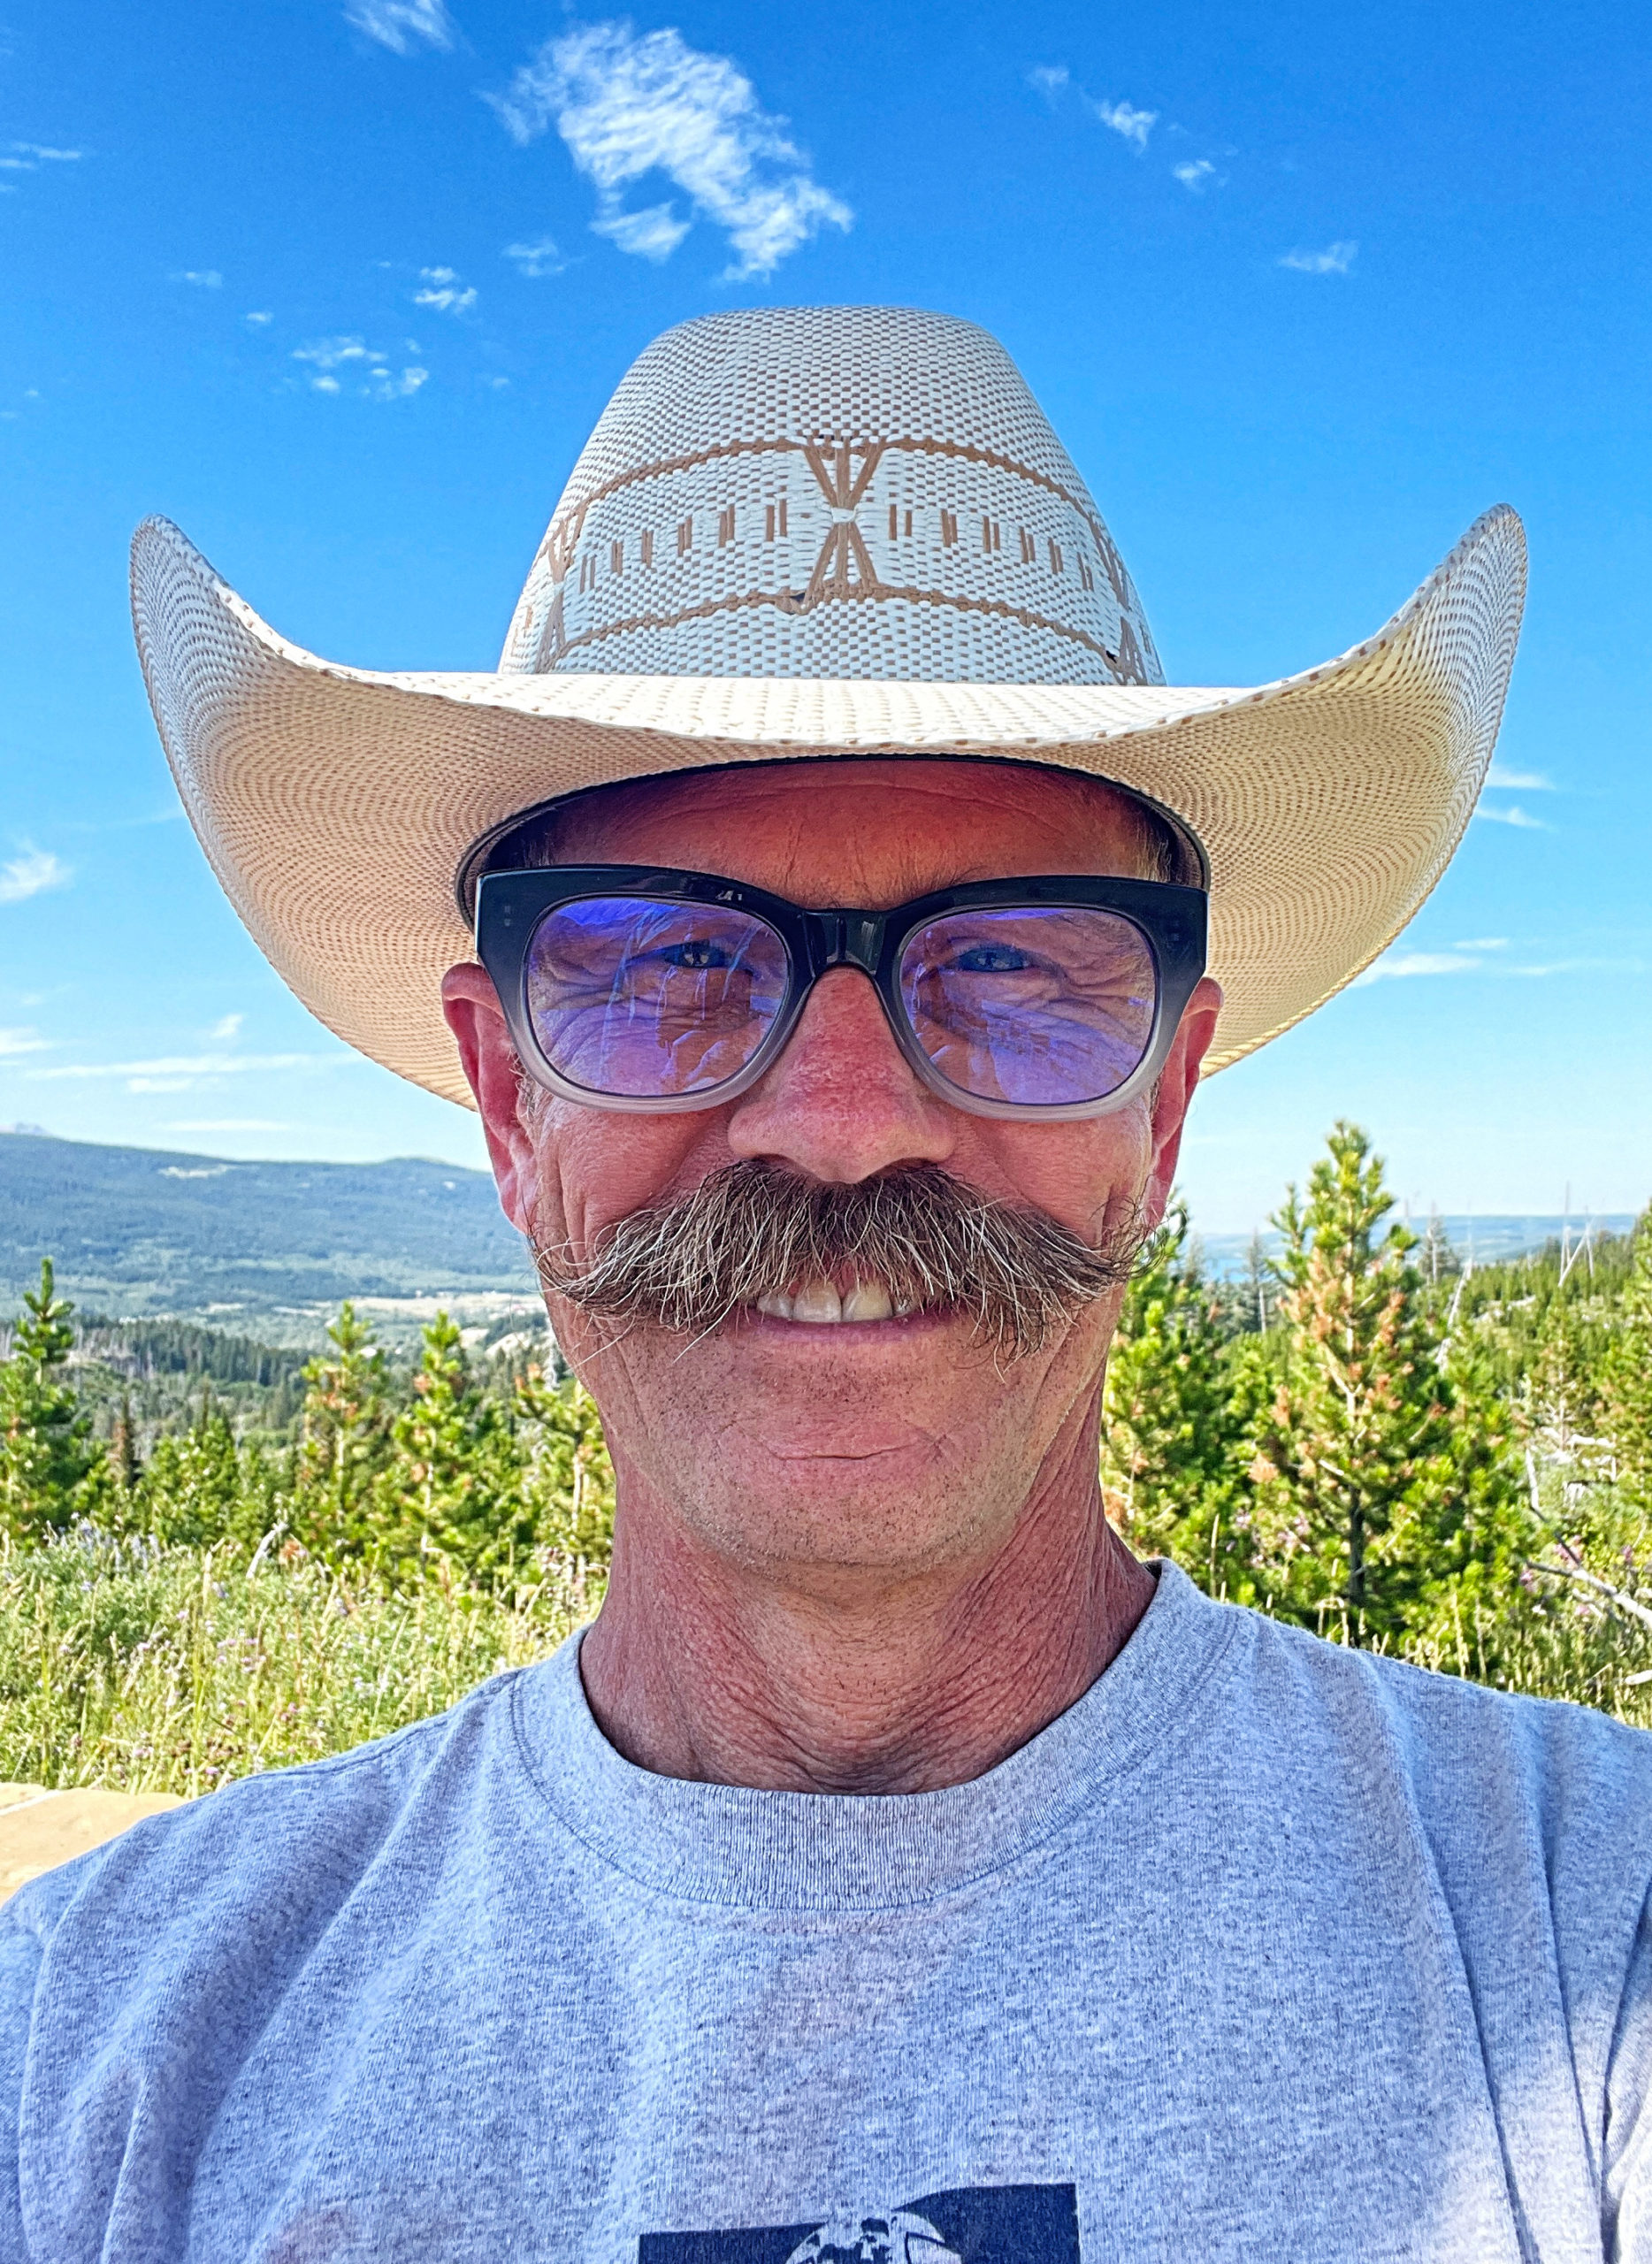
left=445, top=760, right=1220, bottom=1588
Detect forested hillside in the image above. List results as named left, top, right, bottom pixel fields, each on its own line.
left=0, top=1129, right=537, bottom=1340
left=0, top=1120, right=1648, bottom=1797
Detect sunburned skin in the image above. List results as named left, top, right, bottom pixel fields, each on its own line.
left=442, top=758, right=1222, bottom=1795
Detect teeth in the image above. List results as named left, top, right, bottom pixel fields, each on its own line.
left=753, top=1279, right=906, bottom=1326
left=840, top=1280, right=894, bottom=1323
left=790, top=1279, right=844, bottom=1325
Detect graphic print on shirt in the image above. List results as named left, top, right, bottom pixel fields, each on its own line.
left=638, top=2180, right=1081, bottom=2262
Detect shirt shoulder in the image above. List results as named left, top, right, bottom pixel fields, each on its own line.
left=0, top=1655, right=588, bottom=2264
left=1224, top=1597, right=1652, bottom=1892
left=1208, top=1595, right=1652, bottom=2146
left=3, top=1656, right=542, bottom=1982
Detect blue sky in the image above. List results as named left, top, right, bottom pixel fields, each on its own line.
left=1, top=0, right=1647, bottom=1232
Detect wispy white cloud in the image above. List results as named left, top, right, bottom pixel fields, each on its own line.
left=1027, top=64, right=1069, bottom=102
left=26, top=1051, right=349, bottom=1091
left=50, top=807, right=183, bottom=838
left=1, top=142, right=81, bottom=195
left=1355, top=943, right=1634, bottom=986
left=592, top=201, right=690, bottom=260
left=244, top=310, right=274, bottom=326
left=1027, top=67, right=1157, bottom=153
left=1280, top=240, right=1358, bottom=275
left=1089, top=98, right=1157, bottom=151
left=1454, top=937, right=1509, bottom=951
left=1486, top=764, right=1554, bottom=791
left=1495, top=956, right=1648, bottom=978
left=413, top=264, right=477, bottom=313
left=293, top=337, right=428, bottom=399
left=503, top=235, right=566, bottom=278
left=1173, top=158, right=1217, bottom=191
left=2, top=142, right=84, bottom=183
left=369, top=365, right=427, bottom=400
left=1354, top=951, right=1481, bottom=986
left=208, top=1013, right=244, bottom=1043
left=294, top=336, right=375, bottom=375
left=0, top=1029, right=52, bottom=1059
left=490, top=19, right=852, bottom=279
left=173, top=268, right=223, bottom=288
left=1474, top=803, right=1549, bottom=830
left=0, top=848, right=71, bottom=906
left=346, top=0, right=455, bottom=54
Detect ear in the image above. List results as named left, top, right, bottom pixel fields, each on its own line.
left=1140, top=975, right=1223, bottom=1233
left=441, top=963, right=540, bottom=1237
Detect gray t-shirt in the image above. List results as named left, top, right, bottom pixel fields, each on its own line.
left=4, top=1562, right=1651, bottom=2262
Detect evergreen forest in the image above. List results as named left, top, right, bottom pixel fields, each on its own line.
left=2, top=1121, right=1649, bottom=1799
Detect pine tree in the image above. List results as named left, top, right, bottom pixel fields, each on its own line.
left=1100, top=1205, right=1244, bottom=1582
left=1241, top=1232, right=1274, bottom=1335
left=108, top=1387, right=141, bottom=1499
left=380, top=1312, right=532, bottom=1580
left=1244, top=1126, right=1463, bottom=1646
left=1605, top=1206, right=1652, bottom=1503
left=294, top=1303, right=391, bottom=1558
left=0, top=1258, right=103, bottom=1538
left=516, top=1367, right=616, bottom=1565
left=140, top=1390, right=246, bottom=1548
left=1525, top=1289, right=1602, bottom=1465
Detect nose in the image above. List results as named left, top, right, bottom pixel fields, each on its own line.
left=724, top=966, right=957, bottom=1184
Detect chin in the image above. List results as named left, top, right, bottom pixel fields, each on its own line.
left=668, top=1441, right=1016, bottom=1584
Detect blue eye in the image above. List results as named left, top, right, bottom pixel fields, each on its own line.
left=952, top=944, right=1034, bottom=974
left=658, top=938, right=732, bottom=970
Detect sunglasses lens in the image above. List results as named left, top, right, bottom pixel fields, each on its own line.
left=524, top=896, right=790, bottom=1099
left=898, top=906, right=1158, bottom=1108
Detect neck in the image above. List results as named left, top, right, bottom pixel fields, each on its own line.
left=577, top=1404, right=1155, bottom=1795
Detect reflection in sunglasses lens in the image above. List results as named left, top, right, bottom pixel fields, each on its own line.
left=898, top=906, right=1157, bottom=1107
left=525, top=897, right=790, bottom=1098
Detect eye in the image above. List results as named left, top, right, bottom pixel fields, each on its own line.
left=951, top=943, right=1036, bottom=974
left=657, top=937, right=733, bottom=970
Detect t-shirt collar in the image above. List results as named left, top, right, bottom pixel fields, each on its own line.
left=511, top=1559, right=1235, bottom=1912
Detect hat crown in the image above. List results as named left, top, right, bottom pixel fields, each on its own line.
left=501, top=306, right=1164, bottom=689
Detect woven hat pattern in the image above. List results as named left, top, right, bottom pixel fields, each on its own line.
left=501, top=308, right=1164, bottom=689
left=129, top=302, right=1526, bottom=1112
left=131, top=504, right=1524, bottom=1107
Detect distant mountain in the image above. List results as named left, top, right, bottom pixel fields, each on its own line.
left=2, top=1129, right=1633, bottom=1348
left=1202, top=1216, right=1639, bottom=1277
left=0, top=1130, right=539, bottom=1344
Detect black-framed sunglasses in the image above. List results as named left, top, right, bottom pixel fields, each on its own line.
left=475, top=866, right=1208, bottom=1123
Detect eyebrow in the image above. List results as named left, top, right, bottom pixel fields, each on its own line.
left=487, top=775, right=1188, bottom=890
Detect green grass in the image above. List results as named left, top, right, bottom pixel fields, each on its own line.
left=1, top=1511, right=1649, bottom=1806
left=0, top=1527, right=601, bottom=1797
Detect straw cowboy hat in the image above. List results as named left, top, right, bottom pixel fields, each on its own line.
left=132, top=304, right=1526, bottom=1109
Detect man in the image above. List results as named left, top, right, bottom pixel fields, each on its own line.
left=4, top=307, right=1646, bottom=2262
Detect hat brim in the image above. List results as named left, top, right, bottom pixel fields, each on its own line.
left=131, top=507, right=1526, bottom=1110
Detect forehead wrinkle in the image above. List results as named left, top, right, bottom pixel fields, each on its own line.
left=514, top=757, right=1166, bottom=906
left=760, top=807, right=946, bottom=909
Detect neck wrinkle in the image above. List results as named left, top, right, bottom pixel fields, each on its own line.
left=511, top=1558, right=1225, bottom=1915
left=577, top=1402, right=1155, bottom=1797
